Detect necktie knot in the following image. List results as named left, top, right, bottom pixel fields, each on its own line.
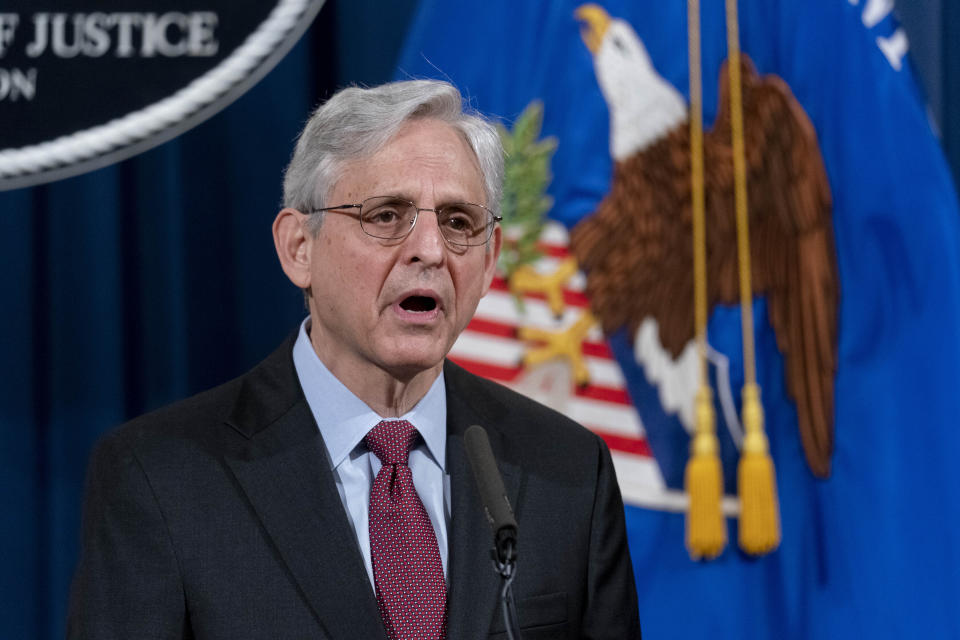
left=365, top=419, right=418, bottom=466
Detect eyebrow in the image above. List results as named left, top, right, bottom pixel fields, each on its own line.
left=379, top=192, right=483, bottom=207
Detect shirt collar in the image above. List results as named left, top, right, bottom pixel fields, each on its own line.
left=292, top=318, right=447, bottom=470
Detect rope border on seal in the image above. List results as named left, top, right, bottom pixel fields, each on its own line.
left=0, top=0, right=316, bottom=180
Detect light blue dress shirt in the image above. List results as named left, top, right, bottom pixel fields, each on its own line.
left=292, top=319, right=451, bottom=590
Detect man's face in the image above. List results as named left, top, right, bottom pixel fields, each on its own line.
left=304, top=118, right=500, bottom=382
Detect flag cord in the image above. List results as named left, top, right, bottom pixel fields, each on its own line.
left=725, top=0, right=781, bottom=555
left=684, top=0, right=727, bottom=561
left=725, top=0, right=756, bottom=386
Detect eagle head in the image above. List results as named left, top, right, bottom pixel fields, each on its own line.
left=576, top=4, right=688, bottom=159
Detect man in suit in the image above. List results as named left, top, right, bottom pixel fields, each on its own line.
left=68, top=80, right=641, bottom=639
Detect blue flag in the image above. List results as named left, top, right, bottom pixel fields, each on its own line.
left=397, top=0, right=960, bottom=638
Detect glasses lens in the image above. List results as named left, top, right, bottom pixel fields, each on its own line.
left=359, top=197, right=417, bottom=239
left=438, top=203, right=493, bottom=246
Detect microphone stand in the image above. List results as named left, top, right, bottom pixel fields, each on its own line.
left=464, top=425, right=523, bottom=639
left=493, top=534, right=522, bottom=640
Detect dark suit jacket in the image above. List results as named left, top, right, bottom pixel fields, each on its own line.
left=67, top=336, right=641, bottom=639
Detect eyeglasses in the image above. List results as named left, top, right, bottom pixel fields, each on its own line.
left=308, top=195, right=501, bottom=247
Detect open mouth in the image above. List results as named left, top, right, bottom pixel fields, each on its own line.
left=399, top=295, right=438, bottom=312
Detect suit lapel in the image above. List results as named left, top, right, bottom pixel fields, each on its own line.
left=220, top=343, right=523, bottom=639
left=222, top=339, right=387, bottom=640
left=444, top=362, right=522, bottom=640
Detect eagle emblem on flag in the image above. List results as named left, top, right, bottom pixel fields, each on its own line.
left=451, top=4, right=839, bottom=510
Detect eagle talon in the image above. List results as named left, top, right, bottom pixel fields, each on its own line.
left=517, top=311, right=598, bottom=389
left=508, top=258, right=579, bottom=318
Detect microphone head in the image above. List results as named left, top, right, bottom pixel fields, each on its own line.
left=464, top=425, right=518, bottom=544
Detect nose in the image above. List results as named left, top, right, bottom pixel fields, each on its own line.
left=404, top=208, right=447, bottom=265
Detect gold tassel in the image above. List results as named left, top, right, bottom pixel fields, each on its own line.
left=724, top=0, right=781, bottom=557
left=685, top=0, right=725, bottom=561
left=737, top=382, right=781, bottom=554
left=685, top=386, right=727, bottom=560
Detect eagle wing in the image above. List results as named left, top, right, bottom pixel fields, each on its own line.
left=707, top=58, right=838, bottom=477
left=570, top=126, right=698, bottom=357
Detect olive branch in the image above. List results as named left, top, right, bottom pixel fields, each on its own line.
left=496, top=101, right=558, bottom=282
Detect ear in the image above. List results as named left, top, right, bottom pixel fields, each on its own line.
left=480, top=224, right=502, bottom=296
left=273, top=208, right=313, bottom=289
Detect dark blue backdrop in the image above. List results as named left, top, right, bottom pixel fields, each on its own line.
left=0, top=1, right=955, bottom=638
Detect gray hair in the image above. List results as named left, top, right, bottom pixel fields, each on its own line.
left=282, top=80, right=504, bottom=234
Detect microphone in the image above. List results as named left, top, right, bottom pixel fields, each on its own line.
left=464, top=425, right=522, bottom=640
left=464, top=425, right=518, bottom=565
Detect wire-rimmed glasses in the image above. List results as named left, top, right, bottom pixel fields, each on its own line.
left=308, top=195, right=501, bottom=247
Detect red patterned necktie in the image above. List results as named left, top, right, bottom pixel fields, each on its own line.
left=365, top=419, right=447, bottom=639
